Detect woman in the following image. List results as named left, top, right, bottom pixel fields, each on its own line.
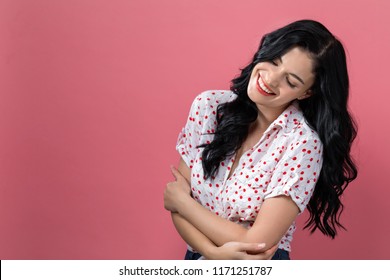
left=164, top=19, right=357, bottom=260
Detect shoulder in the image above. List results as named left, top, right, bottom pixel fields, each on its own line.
left=184, top=90, right=236, bottom=133
left=191, top=90, right=237, bottom=110
left=284, top=103, right=322, bottom=147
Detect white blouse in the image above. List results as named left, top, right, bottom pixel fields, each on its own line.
left=176, top=90, right=323, bottom=252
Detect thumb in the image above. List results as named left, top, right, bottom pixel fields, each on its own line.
left=170, top=165, right=182, bottom=181
left=239, top=243, right=266, bottom=252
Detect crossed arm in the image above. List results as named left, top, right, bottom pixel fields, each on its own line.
left=164, top=158, right=300, bottom=259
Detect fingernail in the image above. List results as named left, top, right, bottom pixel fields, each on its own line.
left=258, top=243, right=266, bottom=248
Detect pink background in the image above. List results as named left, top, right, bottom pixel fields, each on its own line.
left=1, top=0, right=389, bottom=260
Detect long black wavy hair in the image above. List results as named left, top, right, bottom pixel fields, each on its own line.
left=199, top=20, right=358, bottom=238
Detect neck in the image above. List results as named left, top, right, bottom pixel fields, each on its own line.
left=255, top=104, right=289, bottom=130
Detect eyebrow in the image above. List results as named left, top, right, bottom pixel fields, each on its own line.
left=279, top=57, right=305, bottom=85
left=290, top=73, right=305, bottom=85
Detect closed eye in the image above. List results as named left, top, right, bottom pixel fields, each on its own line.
left=286, top=77, right=297, bottom=89
left=270, top=58, right=280, bottom=66
left=270, top=58, right=301, bottom=88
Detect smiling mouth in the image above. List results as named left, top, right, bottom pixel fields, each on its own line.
left=256, top=74, right=275, bottom=96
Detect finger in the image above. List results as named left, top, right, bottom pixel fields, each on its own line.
left=170, top=165, right=182, bottom=181
left=265, top=244, right=278, bottom=254
left=237, top=243, right=266, bottom=252
left=264, top=244, right=279, bottom=260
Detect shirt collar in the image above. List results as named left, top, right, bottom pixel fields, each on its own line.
left=267, top=101, right=303, bottom=133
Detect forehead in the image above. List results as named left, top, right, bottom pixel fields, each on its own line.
left=280, top=47, right=315, bottom=81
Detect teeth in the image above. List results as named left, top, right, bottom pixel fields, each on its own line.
left=259, top=77, right=273, bottom=94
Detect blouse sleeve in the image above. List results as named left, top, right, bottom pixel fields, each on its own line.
left=264, top=136, right=323, bottom=213
left=176, top=93, right=212, bottom=169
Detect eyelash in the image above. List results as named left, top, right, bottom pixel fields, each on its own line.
left=286, top=79, right=297, bottom=88
left=270, top=59, right=297, bottom=89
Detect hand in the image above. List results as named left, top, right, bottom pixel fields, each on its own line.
left=164, top=166, right=192, bottom=213
left=206, top=242, right=279, bottom=260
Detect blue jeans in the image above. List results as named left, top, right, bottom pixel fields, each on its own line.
left=184, top=248, right=290, bottom=260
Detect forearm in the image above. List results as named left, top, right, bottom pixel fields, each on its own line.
left=176, top=195, right=296, bottom=250
left=176, top=196, right=250, bottom=246
left=171, top=212, right=216, bottom=258
left=171, top=158, right=260, bottom=247
left=169, top=158, right=295, bottom=252
left=172, top=212, right=277, bottom=260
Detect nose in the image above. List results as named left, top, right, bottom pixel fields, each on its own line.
left=265, top=69, right=281, bottom=88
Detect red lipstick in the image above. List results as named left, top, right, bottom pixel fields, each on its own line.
left=256, top=74, right=275, bottom=96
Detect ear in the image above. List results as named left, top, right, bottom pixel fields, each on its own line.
left=297, top=89, right=313, bottom=100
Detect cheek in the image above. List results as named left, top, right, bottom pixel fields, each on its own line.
left=247, top=79, right=260, bottom=102
left=297, top=86, right=311, bottom=96
left=248, top=72, right=258, bottom=91
left=247, top=82, right=256, bottom=100
left=280, top=88, right=302, bottom=99
left=249, top=69, right=258, bottom=82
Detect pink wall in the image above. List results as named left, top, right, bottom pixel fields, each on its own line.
left=1, top=0, right=389, bottom=259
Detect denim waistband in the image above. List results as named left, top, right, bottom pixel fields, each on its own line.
left=184, top=248, right=290, bottom=260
